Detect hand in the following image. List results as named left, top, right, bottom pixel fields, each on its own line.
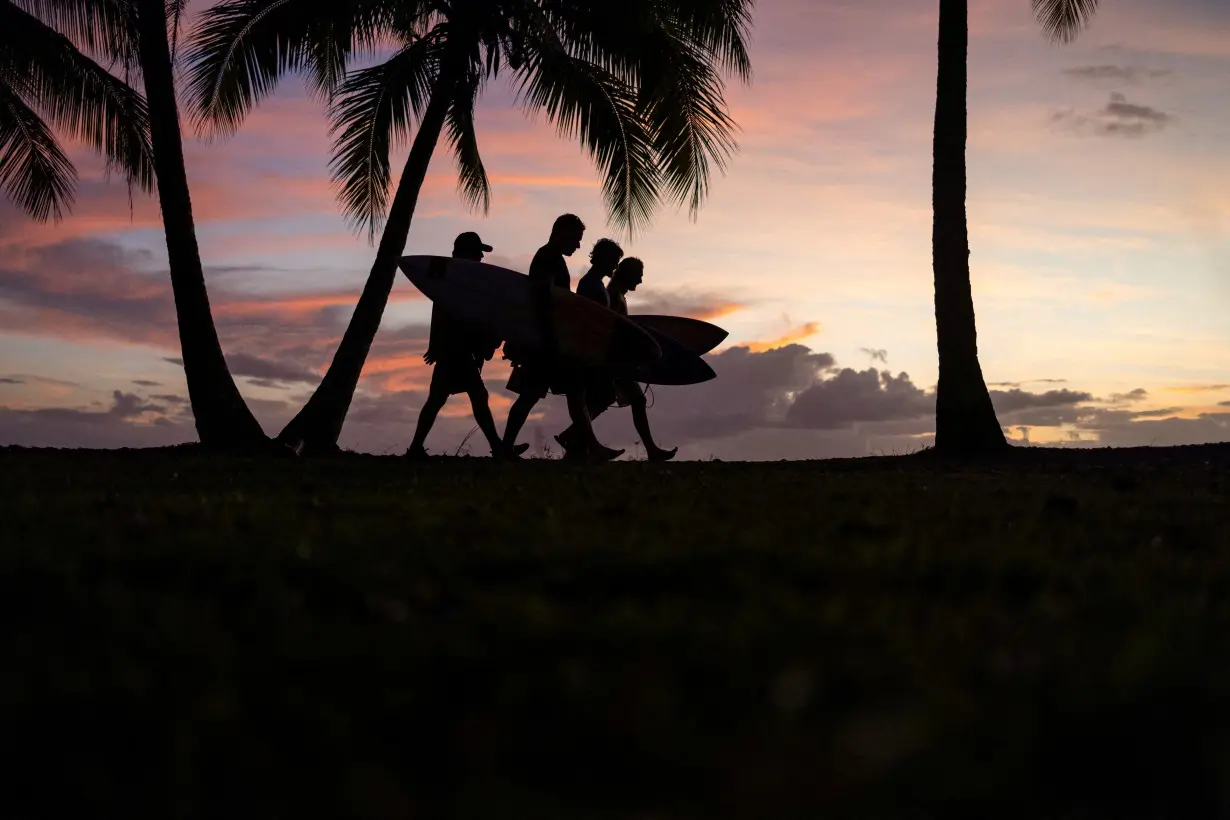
left=423, top=350, right=436, bottom=365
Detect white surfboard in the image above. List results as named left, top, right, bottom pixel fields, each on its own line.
left=398, top=255, right=660, bottom=368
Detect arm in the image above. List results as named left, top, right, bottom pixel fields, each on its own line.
left=424, top=307, right=442, bottom=365
left=530, top=264, right=560, bottom=359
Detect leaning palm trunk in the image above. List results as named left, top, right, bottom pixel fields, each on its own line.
left=135, top=0, right=267, bottom=449
left=276, top=85, right=453, bottom=453
left=931, top=0, right=1008, bottom=456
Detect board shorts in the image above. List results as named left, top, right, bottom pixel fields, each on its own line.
left=612, top=376, right=646, bottom=408
left=506, top=358, right=583, bottom=400
left=583, top=371, right=646, bottom=412
left=502, top=339, right=584, bottom=399
left=431, top=354, right=485, bottom=396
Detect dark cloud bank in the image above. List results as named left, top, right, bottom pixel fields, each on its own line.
left=1062, top=64, right=1172, bottom=84
left=1050, top=92, right=1176, bottom=139
left=15, top=345, right=1220, bottom=461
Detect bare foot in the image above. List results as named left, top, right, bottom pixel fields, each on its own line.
left=404, top=445, right=430, bottom=460
left=495, top=442, right=531, bottom=460
left=648, top=446, right=678, bottom=462
left=588, top=445, right=624, bottom=463
left=556, top=434, right=589, bottom=461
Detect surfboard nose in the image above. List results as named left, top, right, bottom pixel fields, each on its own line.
left=612, top=322, right=662, bottom=365
left=398, top=255, right=443, bottom=299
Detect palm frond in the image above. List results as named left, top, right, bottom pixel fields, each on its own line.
left=636, top=26, right=739, bottom=218
left=0, top=82, right=77, bottom=222
left=10, top=0, right=139, bottom=68
left=541, top=0, right=754, bottom=85
left=183, top=0, right=400, bottom=138
left=533, top=0, right=648, bottom=84
left=515, top=46, right=660, bottom=237
left=530, top=0, right=745, bottom=218
left=445, top=77, right=490, bottom=214
left=2, top=2, right=155, bottom=194
left=1032, top=0, right=1102, bottom=43
left=666, top=0, right=754, bottom=82
left=168, top=0, right=188, bottom=63
left=327, top=34, right=441, bottom=239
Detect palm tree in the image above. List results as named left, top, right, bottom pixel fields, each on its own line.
left=13, top=0, right=271, bottom=450
left=1, top=0, right=153, bottom=222
left=931, top=0, right=1101, bottom=456
left=187, top=0, right=753, bottom=454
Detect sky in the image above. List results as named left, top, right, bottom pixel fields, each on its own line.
left=1, top=0, right=1228, bottom=459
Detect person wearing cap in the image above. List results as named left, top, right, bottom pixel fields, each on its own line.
left=406, top=232, right=527, bottom=459
left=453, top=231, right=491, bottom=257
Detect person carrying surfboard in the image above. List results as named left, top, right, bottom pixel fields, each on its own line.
left=501, top=215, right=624, bottom=462
left=576, top=238, right=623, bottom=308
left=556, top=256, right=679, bottom=462
left=405, top=232, right=529, bottom=460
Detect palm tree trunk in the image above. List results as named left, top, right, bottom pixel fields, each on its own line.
left=931, top=0, right=1007, bottom=456
left=276, top=84, right=453, bottom=454
left=135, top=0, right=268, bottom=450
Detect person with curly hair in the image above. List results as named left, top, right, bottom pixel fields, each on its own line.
left=557, top=256, right=677, bottom=462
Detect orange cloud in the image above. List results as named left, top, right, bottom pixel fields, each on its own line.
left=628, top=290, right=747, bottom=322
left=359, top=352, right=433, bottom=393
left=743, top=322, right=822, bottom=353
left=439, top=390, right=513, bottom=417
left=213, top=288, right=423, bottom=323
left=686, top=302, right=744, bottom=321
left=1, top=169, right=344, bottom=250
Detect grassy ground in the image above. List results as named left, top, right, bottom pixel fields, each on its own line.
left=3, top=443, right=1230, bottom=819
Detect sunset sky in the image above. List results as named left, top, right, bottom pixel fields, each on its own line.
left=2, top=0, right=1228, bottom=459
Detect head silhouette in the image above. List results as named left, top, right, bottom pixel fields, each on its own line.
left=549, top=214, right=586, bottom=256
left=611, top=257, right=645, bottom=293
left=452, top=231, right=492, bottom=262
left=589, top=238, right=624, bottom=274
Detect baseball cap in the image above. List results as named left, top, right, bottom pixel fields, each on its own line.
left=453, top=231, right=493, bottom=253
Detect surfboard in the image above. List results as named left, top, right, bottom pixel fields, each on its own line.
left=629, top=315, right=728, bottom=356
left=398, top=255, right=661, bottom=368
left=634, top=326, right=717, bottom=386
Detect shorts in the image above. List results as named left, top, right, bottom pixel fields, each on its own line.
left=583, top=371, right=645, bottom=413
left=432, top=354, right=485, bottom=396
left=506, top=358, right=583, bottom=400
left=612, top=376, right=646, bottom=408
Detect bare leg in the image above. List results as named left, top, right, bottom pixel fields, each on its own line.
left=567, top=390, right=622, bottom=461
left=556, top=397, right=610, bottom=451
left=503, top=393, right=538, bottom=448
left=630, top=400, right=676, bottom=461
left=557, top=375, right=611, bottom=451
left=467, top=385, right=505, bottom=454
left=408, top=388, right=449, bottom=453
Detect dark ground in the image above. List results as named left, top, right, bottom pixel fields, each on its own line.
left=2, top=442, right=1229, bottom=819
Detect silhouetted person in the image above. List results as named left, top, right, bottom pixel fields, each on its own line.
left=556, top=257, right=678, bottom=461
left=406, top=232, right=528, bottom=460
left=576, top=238, right=623, bottom=307
left=502, top=215, right=623, bottom=461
